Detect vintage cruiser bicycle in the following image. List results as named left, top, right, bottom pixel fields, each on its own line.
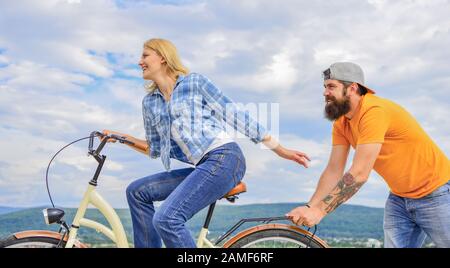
left=0, top=131, right=328, bottom=248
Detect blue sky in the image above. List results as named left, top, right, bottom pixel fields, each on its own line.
left=0, top=0, right=449, bottom=208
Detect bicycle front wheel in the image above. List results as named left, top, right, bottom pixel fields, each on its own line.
left=0, top=235, right=67, bottom=248
left=224, top=226, right=328, bottom=248
left=0, top=231, right=87, bottom=248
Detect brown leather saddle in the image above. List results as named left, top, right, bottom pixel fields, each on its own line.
left=222, top=182, right=246, bottom=203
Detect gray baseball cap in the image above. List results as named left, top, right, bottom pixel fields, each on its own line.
left=322, top=62, right=375, bottom=94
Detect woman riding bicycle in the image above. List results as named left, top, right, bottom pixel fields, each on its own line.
left=103, top=38, right=310, bottom=248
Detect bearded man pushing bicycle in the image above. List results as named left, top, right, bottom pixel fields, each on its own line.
left=287, top=62, right=450, bottom=248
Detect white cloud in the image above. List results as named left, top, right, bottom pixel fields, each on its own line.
left=107, top=79, right=146, bottom=110
left=220, top=47, right=300, bottom=93
left=0, top=127, right=124, bottom=183
left=399, top=95, right=450, bottom=153
left=0, top=61, right=93, bottom=93
left=0, top=55, right=8, bottom=65
left=0, top=125, right=151, bottom=207
left=234, top=135, right=341, bottom=206
left=0, top=0, right=144, bottom=77
left=43, top=43, right=113, bottom=78
left=0, top=0, right=448, bottom=208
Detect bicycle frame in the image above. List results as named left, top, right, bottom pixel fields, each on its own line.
left=196, top=228, right=216, bottom=248
left=64, top=181, right=221, bottom=248
left=65, top=184, right=129, bottom=248
left=64, top=132, right=218, bottom=248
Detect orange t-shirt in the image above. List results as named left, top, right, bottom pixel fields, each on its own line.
left=332, top=93, right=450, bottom=198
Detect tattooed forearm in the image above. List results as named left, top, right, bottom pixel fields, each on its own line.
left=321, top=172, right=365, bottom=214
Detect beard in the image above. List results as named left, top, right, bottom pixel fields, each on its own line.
left=324, top=95, right=351, bottom=121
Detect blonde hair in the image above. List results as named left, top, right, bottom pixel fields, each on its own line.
left=143, top=38, right=189, bottom=92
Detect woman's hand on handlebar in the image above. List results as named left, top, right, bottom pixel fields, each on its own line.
left=100, top=129, right=127, bottom=143
left=98, top=130, right=144, bottom=153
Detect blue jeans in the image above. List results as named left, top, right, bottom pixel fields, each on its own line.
left=384, top=181, right=450, bottom=248
left=126, top=142, right=246, bottom=248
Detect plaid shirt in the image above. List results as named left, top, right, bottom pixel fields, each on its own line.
left=142, top=73, right=267, bottom=170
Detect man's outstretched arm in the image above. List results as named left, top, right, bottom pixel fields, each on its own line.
left=319, top=143, right=382, bottom=214
left=287, top=143, right=382, bottom=227
left=308, top=145, right=350, bottom=208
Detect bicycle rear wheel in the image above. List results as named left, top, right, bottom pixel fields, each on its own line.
left=226, top=228, right=327, bottom=248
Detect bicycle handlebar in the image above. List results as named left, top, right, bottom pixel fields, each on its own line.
left=88, top=131, right=135, bottom=156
